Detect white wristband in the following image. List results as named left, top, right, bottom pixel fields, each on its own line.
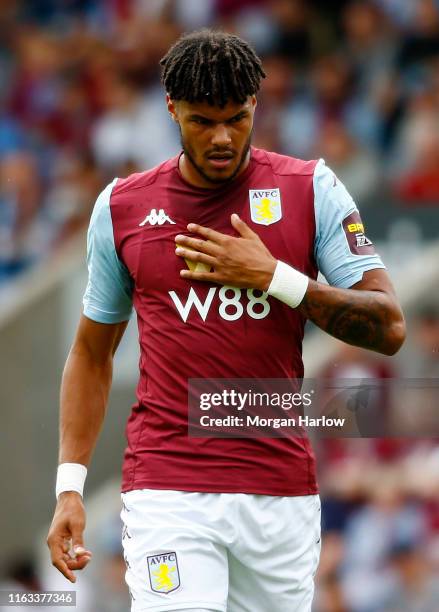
left=267, top=260, right=309, bottom=309
left=56, top=463, right=87, bottom=499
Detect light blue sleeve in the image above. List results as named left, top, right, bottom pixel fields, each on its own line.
left=313, top=159, right=385, bottom=288
left=82, top=179, right=134, bottom=323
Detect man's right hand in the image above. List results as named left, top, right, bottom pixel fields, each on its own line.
left=47, top=492, right=92, bottom=583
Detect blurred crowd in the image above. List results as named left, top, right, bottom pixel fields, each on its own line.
left=314, top=438, right=439, bottom=611
left=1, top=0, right=439, bottom=282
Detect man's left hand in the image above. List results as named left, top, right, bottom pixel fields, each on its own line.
left=175, top=213, right=277, bottom=291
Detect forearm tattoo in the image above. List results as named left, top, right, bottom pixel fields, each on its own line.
left=299, top=281, right=393, bottom=353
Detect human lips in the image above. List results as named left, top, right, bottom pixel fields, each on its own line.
left=206, top=151, right=235, bottom=169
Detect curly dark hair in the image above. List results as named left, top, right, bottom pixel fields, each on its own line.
left=160, top=29, right=266, bottom=107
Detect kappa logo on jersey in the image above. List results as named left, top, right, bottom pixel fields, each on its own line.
left=249, top=188, right=282, bottom=226
left=147, top=552, right=180, bottom=594
left=139, top=209, right=176, bottom=227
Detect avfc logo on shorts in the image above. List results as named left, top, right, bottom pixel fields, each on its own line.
left=249, top=188, right=282, bottom=226
left=147, top=552, right=180, bottom=594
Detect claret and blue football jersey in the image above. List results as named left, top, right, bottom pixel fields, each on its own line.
left=83, top=147, right=384, bottom=496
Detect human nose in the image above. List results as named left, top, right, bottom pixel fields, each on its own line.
left=211, top=123, right=232, bottom=148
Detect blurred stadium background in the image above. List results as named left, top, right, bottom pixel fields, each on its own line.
left=0, top=1, right=439, bottom=611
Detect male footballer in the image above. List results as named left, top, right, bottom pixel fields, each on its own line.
left=47, top=30, right=405, bottom=612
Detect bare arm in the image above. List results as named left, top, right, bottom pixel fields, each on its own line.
left=298, top=269, right=406, bottom=356
left=47, top=315, right=128, bottom=583
left=174, top=215, right=406, bottom=356
left=59, top=315, right=128, bottom=465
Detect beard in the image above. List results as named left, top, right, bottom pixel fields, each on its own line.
left=179, top=128, right=252, bottom=186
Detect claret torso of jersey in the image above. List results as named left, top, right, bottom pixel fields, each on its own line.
left=83, top=147, right=384, bottom=497
left=112, top=147, right=317, bottom=366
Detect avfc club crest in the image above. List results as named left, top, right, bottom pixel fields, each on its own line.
left=249, top=188, right=282, bottom=226
left=147, top=552, right=180, bottom=594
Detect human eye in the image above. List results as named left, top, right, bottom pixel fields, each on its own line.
left=191, top=117, right=211, bottom=125
left=228, top=114, right=245, bottom=124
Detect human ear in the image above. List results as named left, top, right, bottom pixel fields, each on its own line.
left=166, top=95, right=179, bottom=123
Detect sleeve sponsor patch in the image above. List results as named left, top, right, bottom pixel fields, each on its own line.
left=342, top=211, right=376, bottom=255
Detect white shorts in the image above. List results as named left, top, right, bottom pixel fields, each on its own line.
left=121, top=489, right=321, bottom=612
